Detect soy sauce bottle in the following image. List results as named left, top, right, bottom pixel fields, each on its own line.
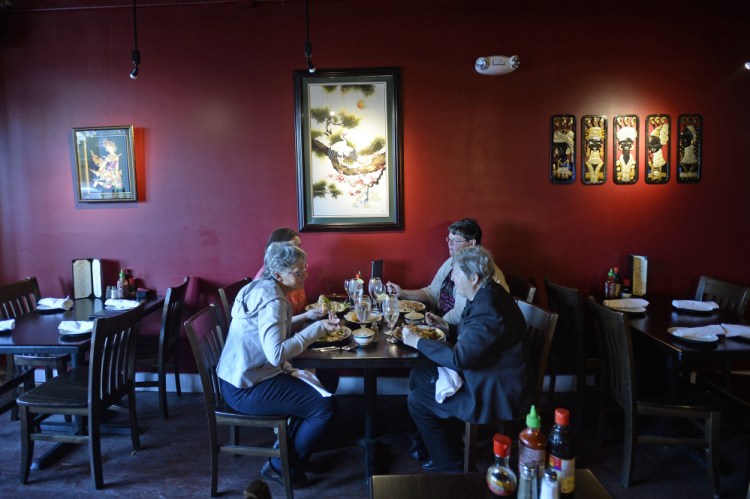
left=547, top=408, right=575, bottom=498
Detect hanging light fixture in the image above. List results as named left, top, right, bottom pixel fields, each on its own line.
left=304, top=0, right=315, bottom=73
left=129, top=0, right=140, bottom=79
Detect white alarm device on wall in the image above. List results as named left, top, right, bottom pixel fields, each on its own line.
left=475, top=55, right=519, bottom=75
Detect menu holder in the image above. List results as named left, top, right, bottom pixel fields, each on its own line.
left=72, top=258, right=104, bottom=299
left=628, top=254, right=648, bottom=297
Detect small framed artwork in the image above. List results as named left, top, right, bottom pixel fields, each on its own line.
left=73, top=126, right=137, bottom=202
left=645, top=114, right=670, bottom=184
left=677, top=114, right=702, bottom=183
left=613, top=114, right=639, bottom=184
left=294, top=67, right=403, bottom=231
left=550, top=115, right=576, bottom=184
left=581, top=115, right=607, bottom=185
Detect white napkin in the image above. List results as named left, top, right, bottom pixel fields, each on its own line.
left=672, top=300, right=719, bottom=312
left=58, top=321, right=94, bottom=334
left=286, top=367, right=332, bottom=397
left=104, top=299, right=141, bottom=310
left=0, top=319, right=15, bottom=331
left=721, top=323, right=750, bottom=339
left=38, top=297, right=74, bottom=310
left=435, top=367, right=463, bottom=403
left=668, top=324, right=724, bottom=341
left=603, top=298, right=649, bottom=309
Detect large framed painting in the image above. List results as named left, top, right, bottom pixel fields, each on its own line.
left=581, top=115, right=607, bottom=185
left=645, top=114, right=670, bottom=184
left=677, top=114, right=702, bottom=183
left=613, top=114, right=639, bottom=185
left=294, top=67, right=402, bottom=231
left=73, top=126, right=137, bottom=202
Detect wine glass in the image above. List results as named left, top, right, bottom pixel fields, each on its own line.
left=344, top=278, right=353, bottom=304
left=354, top=296, right=372, bottom=324
left=349, top=279, right=364, bottom=303
left=368, top=277, right=384, bottom=307
left=381, top=295, right=400, bottom=336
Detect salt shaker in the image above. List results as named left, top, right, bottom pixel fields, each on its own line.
left=518, top=463, right=539, bottom=499
left=540, top=468, right=560, bottom=499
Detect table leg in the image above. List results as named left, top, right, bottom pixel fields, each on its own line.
left=363, top=368, right=378, bottom=482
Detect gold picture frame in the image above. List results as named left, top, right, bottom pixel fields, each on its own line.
left=73, top=125, right=137, bottom=203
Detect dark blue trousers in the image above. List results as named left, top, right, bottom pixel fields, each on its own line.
left=407, top=366, right=464, bottom=472
left=220, top=373, right=336, bottom=477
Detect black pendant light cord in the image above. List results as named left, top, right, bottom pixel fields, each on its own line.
left=130, top=0, right=140, bottom=79
left=304, top=0, right=315, bottom=73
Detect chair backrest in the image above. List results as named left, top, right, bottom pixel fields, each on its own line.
left=516, top=300, right=557, bottom=405
left=184, top=304, right=226, bottom=420
left=89, top=303, right=145, bottom=411
left=218, top=278, right=251, bottom=328
left=544, top=278, right=591, bottom=373
left=587, top=297, right=635, bottom=413
left=0, top=276, right=41, bottom=319
left=509, top=275, right=536, bottom=303
left=694, top=275, right=750, bottom=316
left=159, top=277, right=190, bottom=360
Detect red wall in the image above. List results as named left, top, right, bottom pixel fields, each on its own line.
left=1, top=0, right=749, bottom=313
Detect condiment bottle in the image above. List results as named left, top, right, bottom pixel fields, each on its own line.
left=613, top=267, right=622, bottom=297
left=486, top=434, right=517, bottom=497
left=547, top=408, right=575, bottom=498
left=518, top=463, right=539, bottom=499
left=116, top=270, right=130, bottom=299
left=518, top=405, right=546, bottom=492
left=620, top=278, right=632, bottom=298
left=540, top=468, right=560, bottom=499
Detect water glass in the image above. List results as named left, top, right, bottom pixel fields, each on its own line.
left=354, top=296, right=372, bottom=323
left=381, top=295, right=400, bottom=334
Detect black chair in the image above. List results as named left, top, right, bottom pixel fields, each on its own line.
left=508, top=275, right=536, bottom=303
left=463, top=300, right=557, bottom=472
left=0, top=364, right=34, bottom=416
left=588, top=297, right=721, bottom=497
left=135, top=276, right=190, bottom=419
left=544, top=278, right=602, bottom=423
left=218, top=277, right=251, bottom=330
left=184, top=304, right=293, bottom=499
left=694, top=275, right=750, bottom=316
left=0, top=277, right=70, bottom=382
left=17, top=303, right=144, bottom=489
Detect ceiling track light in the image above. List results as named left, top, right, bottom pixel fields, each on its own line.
left=130, top=0, right=140, bottom=79
left=745, top=61, right=750, bottom=70
left=304, top=0, right=315, bottom=73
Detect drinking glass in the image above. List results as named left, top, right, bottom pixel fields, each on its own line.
left=354, top=296, right=372, bottom=324
left=344, top=278, right=353, bottom=304
left=349, top=279, right=364, bottom=303
left=368, top=277, right=384, bottom=306
left=381, top=295, right=400, bottom=335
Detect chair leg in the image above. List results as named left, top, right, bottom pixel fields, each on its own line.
left=209, top=431, right=220, bottom=497
left=174, top=355, right=182, bottom=397
left=158, top=364, right=169, bottom=420
left=621, top=409, right=636, bottom=488
left=463, top=421, right=478, bottom=473
left=705, top=411, right=721, bottom=498
left=277, top=421, right=293, bottom=499
left=89, top=413, right=104, bottom=489
left=128, top=392, right=141, bottom=451
left=19, top=405, right=34, bottom=484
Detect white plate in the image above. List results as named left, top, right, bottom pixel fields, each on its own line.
left=305, top=301, right=349, bottom=313
left=58, top=328, right=93, bottom=336
left=668, top=327, right=719, bottom=343
left=37, top=305, right=65, bottom=313
left=314, top=326, right=352, bottom=344
left=398, top=300, right=426, bottom=313
left=344, top=310, right=383, bottom=324
left=608, top=306, right=647, bottom=314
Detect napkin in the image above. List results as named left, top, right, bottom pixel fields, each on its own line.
left=0, top=319, right=15, bottom=331
left=721, top=323, right=750, bottom=339
left=285, top=366, right=332, bottom=397
left=58, top=321, right=94, bottom=334
left=603, top=298, right=649, bottom=309
left=435, top=367, right=463, bottom=403
left=104, top=299, right=141, bottom=310
left=672, top=300, right=719, bottom=312
left=38, top=297, right=74, bottom=310
left=668, top=324, right=724, bottom=341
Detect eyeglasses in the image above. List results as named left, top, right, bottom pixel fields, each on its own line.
left=445, top=236, right=468, bottom=244
left=288, top=264, right=309, bottom=277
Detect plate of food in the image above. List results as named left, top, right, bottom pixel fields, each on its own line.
left=391, top=325, right=446, bottom=343
left=305, top=295, right=350, bottom=314
left=344, top=310, right=383, bottom=324
left=398, top=300, right=426, bottom=313
left=311, top=326, right=352, bottom=347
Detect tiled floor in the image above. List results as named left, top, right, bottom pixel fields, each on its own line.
left=0, top=390, right=747, bottom=498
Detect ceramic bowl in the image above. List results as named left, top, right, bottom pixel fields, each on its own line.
left=404, top=311, right=424, bottom=324
left=352, top=327, right=375, bottom=346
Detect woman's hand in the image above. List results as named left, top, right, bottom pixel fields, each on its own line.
left=386, top=281, right=402, bottom=297
left=425, top=312, right=449, bottom=331
left=305, top=307, right=325, bottom=322
left=401, top=326, right=420, bottom=348
left=320, top=311, right=341, bottom=332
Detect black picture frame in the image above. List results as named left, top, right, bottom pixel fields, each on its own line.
left=294, top=67, right=403, bottom=231
left=72, top=126, right=137, bottom=202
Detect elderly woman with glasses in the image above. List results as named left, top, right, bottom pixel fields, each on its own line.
left=387, top=218, right=509, bottom=325
left=402, top=245, right=530, bottom=472
left=217, top=242, right=340, bottom=488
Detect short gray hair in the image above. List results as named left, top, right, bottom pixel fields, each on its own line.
left=452, top=246, right=494, bottom=287
left=262, top=242, right=306, bottom=280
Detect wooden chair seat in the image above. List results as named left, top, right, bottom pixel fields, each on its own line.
left=16, top=368, right=89, bottom=409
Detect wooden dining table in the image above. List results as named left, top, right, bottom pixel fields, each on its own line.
left=293, top=322, right=434, bottom=482
left=0, top=295, right=165, bottom=469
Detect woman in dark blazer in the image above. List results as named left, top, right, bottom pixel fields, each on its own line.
left=403, top=245, right=530, bottom=472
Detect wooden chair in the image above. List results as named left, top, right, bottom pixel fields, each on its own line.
left=544, top=278, right=602, bottom=422
left=463, top=300, right=557, bottom=472
left=218, top=277, right=251, bottom=330
left=508, top=275, right=536, bottom=303
left=184, top=304, right=293, bottom=499
left=0, top=364, right=34, bottom=416
left=135, top=276, right=190, bottom=419
left=694, top=275, right=750, bottom=316
left=17, top=303, right=144, bottom=489
left=587, top=297, right=721, bottom=497
left=0, top=277, right=70, bottom=388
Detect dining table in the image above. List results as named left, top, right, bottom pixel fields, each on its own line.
left=0, top=295, right=165, bottom=469
left=293, top=316, right=435, bottom=482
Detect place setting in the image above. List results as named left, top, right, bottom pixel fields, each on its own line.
left=671, top=299, right=720, bottom=315
left=57, top=320, right=94, bottom=340
left=36, top=296, right=74, bottom=313
left=602, top=297, right=649, bottom=314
